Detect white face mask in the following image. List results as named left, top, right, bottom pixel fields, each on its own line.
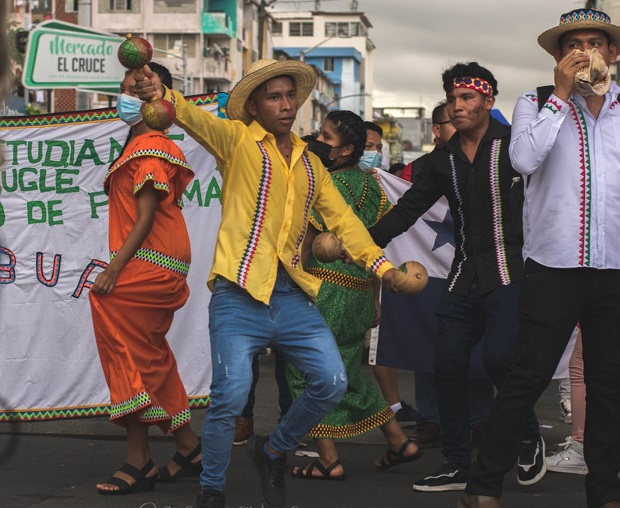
left=116, top=93, right=144, bottom=126
left=358, top=150, right=382, bottom=172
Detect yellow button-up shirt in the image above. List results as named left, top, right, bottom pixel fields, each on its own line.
left=167, top=88, right=394, bottom=304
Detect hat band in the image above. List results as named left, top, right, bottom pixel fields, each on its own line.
left=452, top=77, right=493, bottom=97
left=560, top=9, right=611, bottom=26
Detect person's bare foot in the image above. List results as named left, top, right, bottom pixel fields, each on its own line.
left=97, top=460, right=157, bottom=494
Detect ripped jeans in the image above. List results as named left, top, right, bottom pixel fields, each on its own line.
left=200, top=267, right=347, bottom=492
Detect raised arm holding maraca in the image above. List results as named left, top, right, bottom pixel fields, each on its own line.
left=118, top=34, right=175, bottom=131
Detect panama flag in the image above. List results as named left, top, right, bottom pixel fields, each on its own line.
left=369, top=171, right=456, bottom=373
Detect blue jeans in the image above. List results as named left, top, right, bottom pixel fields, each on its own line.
left=242, top=350, right=292, bottom=419
left=434, top=281, right=539, bottom=467
left=201, top=268, right=347, bottom=492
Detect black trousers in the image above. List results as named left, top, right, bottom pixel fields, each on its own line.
left=466, top=259, right=620, bottom=508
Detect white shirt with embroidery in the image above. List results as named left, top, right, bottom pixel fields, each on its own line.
left=510, top=82, right=620, bottom=269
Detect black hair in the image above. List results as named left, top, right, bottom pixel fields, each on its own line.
left=364, top=120, right=383, bottom=138
left=148, top=61, right=173, bottom=89
left=388, top=162, right=406, bottom=175
left=431, top=100, right=448, bottom=124
left=124, top=62, right=174, bottom=89
left=325, top=110, right=367, bottom=171
left=442, top=62, right=498, bottom=96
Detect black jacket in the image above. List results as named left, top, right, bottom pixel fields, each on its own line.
left=370, top=118, right=523, bottom=295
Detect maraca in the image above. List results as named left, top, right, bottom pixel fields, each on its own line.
left=117, top=34, right=176, bottom=131
left=312, top=232, right=343, bottom=263
left=392, top=261, right=429, bottom=295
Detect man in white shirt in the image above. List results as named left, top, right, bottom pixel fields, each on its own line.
left=459, top=8, right=620, bottom=508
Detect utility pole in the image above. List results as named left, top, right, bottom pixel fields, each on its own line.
left=257, top=0, right=277, bottom=60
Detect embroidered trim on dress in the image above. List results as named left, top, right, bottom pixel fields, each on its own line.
left=307, top=406, right=394, bottom=439
left=110, top=248, right=190, bottom=276
left=109, top=391, right=151, bottom=420
left=103, top=147, right=191, bottom=186
left=306, top=267, right=373, bottom=290
left=134, top=172, right=171, bottom=195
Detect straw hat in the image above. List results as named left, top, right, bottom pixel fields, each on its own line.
left=538, top=8, right=620, bottom=55
left=226, top=58, right=317, bottom=124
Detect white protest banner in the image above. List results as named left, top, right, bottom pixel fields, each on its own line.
left=0, top=95, right=223, bottom=421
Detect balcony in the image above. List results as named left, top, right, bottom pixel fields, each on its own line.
left=202, top=12, right=234, bottom=37
left=203, top=56, right=232, bottom=82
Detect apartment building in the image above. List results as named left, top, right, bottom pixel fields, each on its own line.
left=271, top=9, right=374, bottom=119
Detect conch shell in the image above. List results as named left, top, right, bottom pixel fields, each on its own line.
left=574, top=48, right=611, bottom=97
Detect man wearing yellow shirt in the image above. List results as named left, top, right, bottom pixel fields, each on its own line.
left=136, top=59, right=400, bottom=508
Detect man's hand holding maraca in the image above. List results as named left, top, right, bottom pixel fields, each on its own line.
left=135, top=64, right=164, bottom=102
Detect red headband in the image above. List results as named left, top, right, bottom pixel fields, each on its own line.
left=452, top=77, right=494, bottom=96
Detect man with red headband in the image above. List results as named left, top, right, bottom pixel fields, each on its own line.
left=370, top=62, right=543, bottom=493
left=460, top=8, right=620, bottom=508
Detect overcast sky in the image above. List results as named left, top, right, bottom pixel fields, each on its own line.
left=272, top=0, right=588, bottom=120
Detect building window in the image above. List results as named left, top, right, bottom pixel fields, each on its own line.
left=323, top=57, right=334, bottom=72
left=272, top=21, right=282, bottom=36
left=153, top=33, right=197, bottom=58
left=289, top=21, right=313, bottom=37
left=99, top=0, right=139, bottom=13
left=154, top=0, right=195, bottom=14
left=65, top=0, right=78, bottom=11
left=109, top=0, right=131, bottom=10
left=325, top=21, right=364, bottom=37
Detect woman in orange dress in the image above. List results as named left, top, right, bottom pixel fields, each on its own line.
left=89, top=64, right=201, bottom=495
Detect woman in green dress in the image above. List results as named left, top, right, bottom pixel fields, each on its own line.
left=289, top=110, right=422, bottom=480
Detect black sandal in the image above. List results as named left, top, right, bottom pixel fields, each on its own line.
left=375, top=439, right=423, bottom=470
left=98, top=460, right=157, bottom=495
left=158, top=443, right=202, bottom=482
left=291, top=459, right=347, bottom=481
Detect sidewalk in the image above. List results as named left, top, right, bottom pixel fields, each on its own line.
left=0, top=353, right=585, bottom=508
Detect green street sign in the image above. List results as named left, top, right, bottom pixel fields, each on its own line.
left=22, top=20, right=126, bottom=91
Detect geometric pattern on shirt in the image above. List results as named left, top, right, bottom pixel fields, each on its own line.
left=109, top=390, right=151, bottom=420
left=237, top=141, right=272, bottom=288
left=567, top=102, right=592, bottom=266
left=447, top=153, right=468, bottom=292
left=370, top=255, right=389, bottom=275
left=110, top=248, right=190, bottom=276
left=306, top=267, right=374, bottom=290
left=291, top=153, right=316, bottom=269
left=489, top=138, right=511, bottom=285
left=525, top=93, right=563, bottom=115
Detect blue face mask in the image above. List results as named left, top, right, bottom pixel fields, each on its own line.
left=116, top=93, right=144, bottom=126
left=358, top=150, right=383, bottom=172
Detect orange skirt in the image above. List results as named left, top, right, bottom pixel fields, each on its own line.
left=89, top=258, right=191, bottom=434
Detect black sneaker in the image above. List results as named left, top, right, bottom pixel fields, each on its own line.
left=412, top=461, right=471, bottom=492
left=395, top=401, right=421, bottom=428
left=247, top=435, right=287, bottom=508
left=517, top=435, right=546, bottom=485
left=196, top=491, right=225, bottom=508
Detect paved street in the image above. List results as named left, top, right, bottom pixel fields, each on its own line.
left=0, top=353, right=586, bottom=508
